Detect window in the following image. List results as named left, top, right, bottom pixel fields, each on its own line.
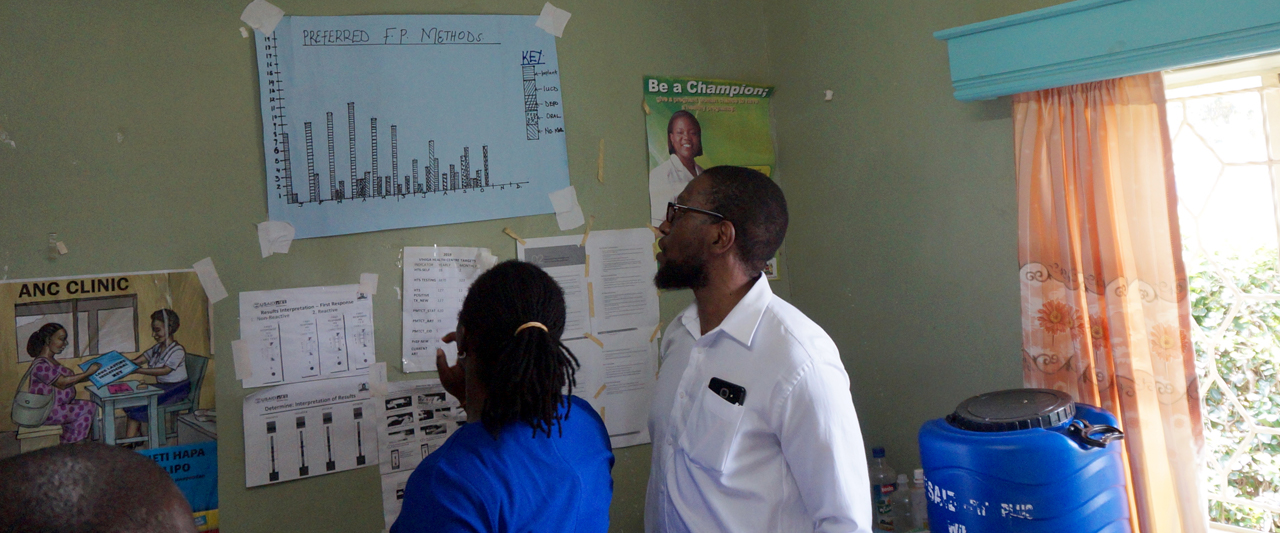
left=1167, top=54, right=1280, bottom=531
left=13, top=295, right=139, bottom=361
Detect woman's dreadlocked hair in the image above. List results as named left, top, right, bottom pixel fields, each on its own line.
left=458, top=260, right=579, bottom=438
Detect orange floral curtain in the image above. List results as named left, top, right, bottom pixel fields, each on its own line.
left=1015, top=72, right=1207, bottom=532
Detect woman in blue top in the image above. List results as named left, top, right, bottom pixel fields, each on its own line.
left=391, top=261, right=614, bottom=533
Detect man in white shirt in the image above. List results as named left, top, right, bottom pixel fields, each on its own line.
left=647, top=166, right=872, bottom=533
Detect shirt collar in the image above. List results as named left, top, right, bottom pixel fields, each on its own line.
left=680, top=275, right=773, bottom=347
left=667, top=154, right=701, bottom=180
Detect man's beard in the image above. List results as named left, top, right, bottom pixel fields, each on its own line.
left=654, top=255, right=709, bottom=290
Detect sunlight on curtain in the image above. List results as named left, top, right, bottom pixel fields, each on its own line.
left=1015, top=72, right=1208, bottom=533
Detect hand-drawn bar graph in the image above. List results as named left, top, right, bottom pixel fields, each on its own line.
left=278, top=103, right=516, bottom=205
left=255, top=15, right=569, bottom=238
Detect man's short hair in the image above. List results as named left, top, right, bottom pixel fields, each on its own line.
left=0, top=443, right=194, bottom=533
left=701, top=166, right=788, bottom=272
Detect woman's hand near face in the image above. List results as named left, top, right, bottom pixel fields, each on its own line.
left=436, top=332, right=466, bottom=403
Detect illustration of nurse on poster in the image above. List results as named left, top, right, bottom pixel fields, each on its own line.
left=643, top=76, right=777, bottom=227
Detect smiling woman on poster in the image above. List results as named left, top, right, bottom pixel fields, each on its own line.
left=19, top=324, right=100, bottom=443
left=649, top=110, right=703, bottom=225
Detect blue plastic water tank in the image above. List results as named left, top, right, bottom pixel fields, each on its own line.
left=918, top=389, right=1130, bottom=532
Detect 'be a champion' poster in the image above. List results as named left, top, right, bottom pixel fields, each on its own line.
left=644, top=76, right=778, bottom=277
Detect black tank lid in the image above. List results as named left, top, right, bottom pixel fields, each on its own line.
left=946, top=388, right=1075, bottom=432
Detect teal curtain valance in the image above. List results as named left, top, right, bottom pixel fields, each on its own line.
left=935, top=0, right=1280, bottom=100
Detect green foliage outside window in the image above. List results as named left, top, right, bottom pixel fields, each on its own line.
left=1190, top=248, right=1280, bottom=529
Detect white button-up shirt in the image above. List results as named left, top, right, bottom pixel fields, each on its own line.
left=646, top=276, right=872, bottom=533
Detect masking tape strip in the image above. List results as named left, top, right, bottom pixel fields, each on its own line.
left=369, top=361, right=388, bottom=397
left=584, top=332, right=603, bottom=348
left=650, top=323, right=661, bottom=343
left=56, top=242, right=68, bottom=255
left=594, top=384, right=606, bottom=399
left=231, top=339, right=253, bottom=380
left=596, top=139, right=604, bottom=183
left=584, top=254, right=590, bottom=278
left=580, top=215, right=594, bottom=247
left=587, top=282, right=595, bottom=318
left=192, top=257, right=228, bottom=303
left=642, top=100, right=651, bottom=115
left=359, top=273, right=378, bottom=295
left=503, top=227, right=527, bottom=245
left=648, top=225, right=662, bottom=238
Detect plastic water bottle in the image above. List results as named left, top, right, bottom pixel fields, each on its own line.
left=911, top=469, right=929, bottom=531
left=869, top=446, right=897, bottom=531
left=891, top=473, right=914, bottom=531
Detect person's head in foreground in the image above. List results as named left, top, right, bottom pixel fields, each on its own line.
left=0, top=443, right=197, bottom=533
left=457, top=260, right=580, bottom=437
left=655, top=165, right=788, bottom=290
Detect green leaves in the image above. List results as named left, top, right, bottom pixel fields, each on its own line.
left=1189, top=248, right=1280, bottom=525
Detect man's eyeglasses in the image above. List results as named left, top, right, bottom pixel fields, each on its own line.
left=666, top=202, right=725, bottom=224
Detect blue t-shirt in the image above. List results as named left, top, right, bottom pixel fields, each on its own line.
left=391, top=395, right=614, bottom=533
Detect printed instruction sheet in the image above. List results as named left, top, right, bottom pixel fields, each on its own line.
left=376, top=378, right=466, bottom=530
left=242, top=375, right=378, bottom=487
left=238, top=284, right=374, bottom=388
left=401, top=246, right=491, bottom=372
left=519, top=228, right=660, bottom=447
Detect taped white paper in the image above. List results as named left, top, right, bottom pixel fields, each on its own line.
left=535, top=2, right=572, bottom=38
left=55, top=242, right=68, bottom=255
left=360, top=273, right=379, bottom=296
left=240, top=26, right=250, bottom=38
left=238, top=284, right=374, bottom=388
left=242, top=375, right=376, bottom=487
left=231, top=339, right=253, bottom=380
left=257, top=220, right=296, bottom=258
left=518, top=229, right=660, bottom=448
left=824, top=89, right=834, bottom=101
left=548, top=185, right=585, bottom=230
left=240, top=0, right=285, bottom=35
left=377, top=378, right=466, bottom=529
left=402, top=246, right=489, bottom=372
left=192, top=257, right=228, bottom=303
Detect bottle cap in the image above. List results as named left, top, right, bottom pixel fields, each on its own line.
left=897, top=474, right=909, bottom=484
left=914, top=468, right=925, bottom=483
left=872, top=446, right=885, bottom=458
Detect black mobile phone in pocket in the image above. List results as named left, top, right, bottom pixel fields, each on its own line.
left=708, top=377, right=746, bottom=406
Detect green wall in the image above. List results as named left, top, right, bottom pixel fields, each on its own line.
left=0, top=1, right=775, bottom=531
left=762, top=0, right=1067, bottom=474
left=0, top=0, right=1080, bottom=530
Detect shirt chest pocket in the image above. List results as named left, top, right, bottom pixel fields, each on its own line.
left=679, top=386, right=746, bottom=473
